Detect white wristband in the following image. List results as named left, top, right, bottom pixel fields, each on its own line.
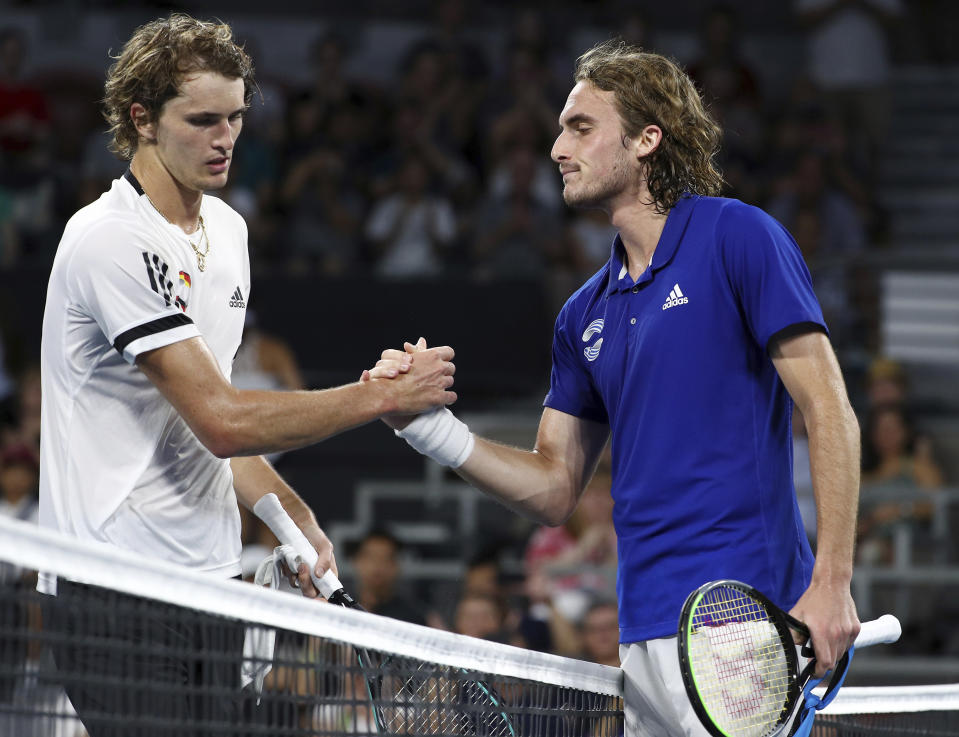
left=395, top=408, right=475, bottom=468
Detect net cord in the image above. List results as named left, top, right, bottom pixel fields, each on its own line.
left=0, top=515, right=623, bottom=696
left=816, top=684, right=959, bottom=715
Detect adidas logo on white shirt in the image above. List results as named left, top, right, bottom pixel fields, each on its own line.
left=229, top=287, right=246, bottom=308
left=662, top=283, right=688, bottom=311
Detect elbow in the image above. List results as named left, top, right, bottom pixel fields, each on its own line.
left=537, top=490, right=580, bottom=527
left=205, top=437, right=239, bottom=460
left=198, top=426, right=244, bottom=459
left=191, top=403, right=254, bottom=459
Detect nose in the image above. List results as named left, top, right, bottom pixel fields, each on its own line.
left=551, top=129, right=569, bottom=163
left=213, top=118, right=238, bottom=152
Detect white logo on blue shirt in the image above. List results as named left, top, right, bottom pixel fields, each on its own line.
left=582, top=318, right=604, bottom=362
left=662, top=283, right=689, bottom=311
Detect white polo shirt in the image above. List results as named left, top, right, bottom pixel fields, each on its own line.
left=39, top=170, right=250, bottom=587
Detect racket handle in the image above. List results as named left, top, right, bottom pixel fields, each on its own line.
left=855, top=614, right=901, bottom=648
left=252, top=492, right=343, bottom=600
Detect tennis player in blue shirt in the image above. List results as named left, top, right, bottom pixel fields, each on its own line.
left=378, top=39, right=861, bottom=737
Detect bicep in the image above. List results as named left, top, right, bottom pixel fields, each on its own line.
left=770, top=330, right=848, bottom=414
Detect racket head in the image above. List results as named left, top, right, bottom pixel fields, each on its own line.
left=677, top=580, right=805, bottom=737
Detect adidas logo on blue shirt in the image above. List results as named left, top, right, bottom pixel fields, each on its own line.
left=662, top=283, right=688, bottom=310
left=229, top=287, right=246, bottom=308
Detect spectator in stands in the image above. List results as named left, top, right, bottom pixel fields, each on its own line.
left=0, top=364, right=40, bottom=456
left=687, top=4, right=765, bottom=205
left=232, top=310, right=306, bottom=394
left=278, top=146, right=365, bottom=274
left=523, top=464, right=617, bottom=609
left=687, top=4, right=762, bottom=146
left=365, top=156, right=457, bottom=278
left=767, top=151, right=866, bottom=259
left=0, top=27, right=50, bottom=163
left=302, top=31, right=376, bottom=134
left=0, top=27, right=55, bottom=267
left=858, top=402, right=945, bottom=565
left=422, top=0, right=491, bottom=176
left=566, top=208, right=619, bottom=278
left=521, top=462, right=616, bottom=656
left=472, top=145, right=564, bottom=280
left=350, top=528, right=426, bottom=625
left=795, top=0, right=903, bottom=188
left=453, top=590, right=510, bottom=643
left=365, top=99, right=476, bottom=210
left=864, top=357, right=908, bottom=408
left=484, top=38, right=565, bottom=171
left=579, top=598, right=621, bottom=667
left=463, top=550, right=504, bottom=598
left=0, top=440, right=38, bottom=529
left=0, top=439, right=39, bottom=701
left=766, top=151, right=867, bottom=349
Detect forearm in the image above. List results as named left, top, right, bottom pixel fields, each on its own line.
left=805, top=398, right=861, bottom=581
left=456, top=437, right=581, bottom=526
left=231, top=456, right=318, bottom=531
left=207, top=381, right=395, bottom=458
left=231, top=455, right=337, bottom=587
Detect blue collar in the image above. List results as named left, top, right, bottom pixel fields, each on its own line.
left=607, top=194, right=699, bottom=295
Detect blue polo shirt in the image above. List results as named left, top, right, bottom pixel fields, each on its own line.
left=545, top=195, right=821, bottom=643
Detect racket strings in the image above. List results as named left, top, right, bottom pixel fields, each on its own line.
left=687, top=586, right=793, bottom=737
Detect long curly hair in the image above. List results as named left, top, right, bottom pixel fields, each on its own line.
left=574, top=39, right=724, bottom=213
left=103, top=13, right=256, bottom=160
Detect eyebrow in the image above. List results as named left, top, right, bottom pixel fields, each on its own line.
left=559, top=112, right=598, bottom=129
left=187, top=106, right=249, bottom=118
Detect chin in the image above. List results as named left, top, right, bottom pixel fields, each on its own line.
left=563, top=188, right=599, bottom=209
left=202, top=172, right=230, bottom=192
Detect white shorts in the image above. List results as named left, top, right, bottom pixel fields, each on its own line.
left=620, top=638, right=713, bottom=737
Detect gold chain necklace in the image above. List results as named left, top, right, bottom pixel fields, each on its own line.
left=145, top=195, right=212, bottom=272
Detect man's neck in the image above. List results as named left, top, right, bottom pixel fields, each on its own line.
left=610, top=199, right=669, bottom=280
left=130, top=153, right=202, bottom=234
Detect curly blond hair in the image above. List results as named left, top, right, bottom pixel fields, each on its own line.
left=103, top=13, right=256, bottom=160
left=574, top=39, right=724, bottom=213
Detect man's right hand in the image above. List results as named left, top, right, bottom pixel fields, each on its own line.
left=380, top=338, right=456, bottom=421
left=365, top=338, right=447, bottom=429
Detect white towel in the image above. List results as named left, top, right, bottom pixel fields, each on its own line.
left=240, top=544, right=301, bottom=698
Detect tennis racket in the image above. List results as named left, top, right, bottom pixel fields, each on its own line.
left=677, top=579, right=900, bottom=737
left=253, top=493, right=516, bottom=735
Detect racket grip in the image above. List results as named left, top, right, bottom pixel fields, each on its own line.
left=855, top=614, right=902, bottom=648
left=252, top=492, right=343, bottom=600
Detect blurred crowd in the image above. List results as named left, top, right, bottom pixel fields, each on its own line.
left=0, top=2, right=937, bottom=349
left=3, top=0, right=959, bottom=679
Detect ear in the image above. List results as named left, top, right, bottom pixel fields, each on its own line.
left=130, top=102, right=157, bottom=144
left=630, top=123, right=663, bottom=161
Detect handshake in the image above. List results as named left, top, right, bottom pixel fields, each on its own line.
left=360, top=337, right=473, bottom=469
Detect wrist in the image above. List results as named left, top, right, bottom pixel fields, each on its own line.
left=361, top=376, right=399, bottom=417
left=395, top=408, right=474, bottom=468
left=810, top=561, right=854, bottom=586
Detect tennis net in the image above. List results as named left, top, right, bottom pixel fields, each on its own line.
left=813, top=684, right=959, bottom=736
left=4, top=515, right=959, bottom=737
left=0, top=515, right=623, bottom=736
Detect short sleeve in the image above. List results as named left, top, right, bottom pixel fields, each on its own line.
left=720, top=203, right=827, bottom=351
left=69, top=224, right=200, bottom=364
left=543, top=301, right=608, bottom=424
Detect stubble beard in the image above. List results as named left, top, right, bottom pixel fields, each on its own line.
left=561, top=159, right=634, bottom=211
